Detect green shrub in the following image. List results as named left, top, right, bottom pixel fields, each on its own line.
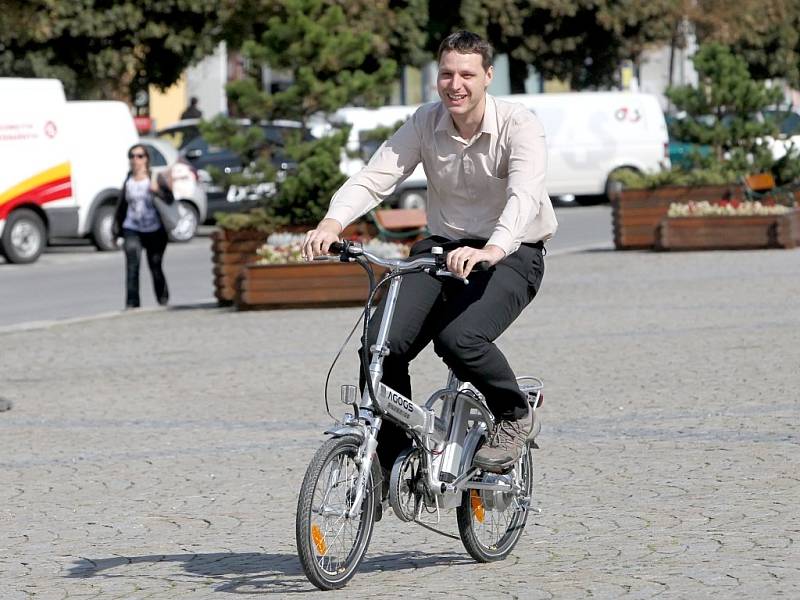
left=611, top=167, right=739, bottom=190
left=213, top=208, right=288, bottom=232
left=270, top=129, right=350, bottom=226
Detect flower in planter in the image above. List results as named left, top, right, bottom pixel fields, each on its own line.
left=667, top=200, right=792, bottom=218
left=255, top=233, right=410, bottom=265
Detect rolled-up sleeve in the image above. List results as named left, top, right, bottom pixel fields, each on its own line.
left=486, top=112, right=548, bottom=255
left=324, top=115, right=423, bottom=229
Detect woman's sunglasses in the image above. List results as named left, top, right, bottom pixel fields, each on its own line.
left=128, top=152, right=147, bottom=159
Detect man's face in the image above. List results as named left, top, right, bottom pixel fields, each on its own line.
left=437, top=50, right=493, bottom=120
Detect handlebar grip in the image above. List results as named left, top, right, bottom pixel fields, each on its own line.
left=329, top=241, right=346, bottom=254
left=472, top=260, right=491, bottom=272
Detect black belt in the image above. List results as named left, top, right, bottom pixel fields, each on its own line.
left=522, top=240, right=545, bottom=250
left=414, top=236, right=544, bottom=253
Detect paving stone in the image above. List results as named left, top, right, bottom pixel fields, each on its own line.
left=0, top=248, right=798, bottom=597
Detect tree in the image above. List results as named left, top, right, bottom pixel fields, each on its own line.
left=666, top=43, right=783, bottom=172
left=690, top=0, right=800, bottom=89
left=209, top=0, right=401, bottom=227
left=0, top=0, right=228, bottom=100
left=428, top=0, right=681, bottom=91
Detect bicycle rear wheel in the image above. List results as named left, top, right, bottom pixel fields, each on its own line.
left=456, top=447, right=533, bottom=562
left=295, top=435, right=377, bottom=590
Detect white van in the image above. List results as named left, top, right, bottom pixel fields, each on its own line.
left=331, top=105, right=428, bottom=208
left=1, top=78, right=143, bottom=263
left=498, top=92, right=670, bottom=199
left=62, top=100, right=139, bottom=251
left=334, top=92, right=670, bottom=208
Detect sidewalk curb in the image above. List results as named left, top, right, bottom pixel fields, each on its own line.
left=0, top=306, right=160, bottom=336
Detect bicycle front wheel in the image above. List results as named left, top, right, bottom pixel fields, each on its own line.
left=456, top=446, right=533, bottom=562
left=295, top=435, right=377, bottom=590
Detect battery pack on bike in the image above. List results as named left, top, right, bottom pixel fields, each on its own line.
left=376, top=382, right=437, bottom=435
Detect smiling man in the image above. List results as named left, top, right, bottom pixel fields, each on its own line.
left=303, top=31, right=557, bottom=477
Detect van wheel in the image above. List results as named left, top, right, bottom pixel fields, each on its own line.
left=399, top=189, right=426, bottom=210
left=1, top=209, right=46, bottom=264
left=168, top=201, right=199, bottom=243
left=92, top=205, right=118, bottom=251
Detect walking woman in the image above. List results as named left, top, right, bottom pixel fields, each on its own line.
left=112, top=144, right=174, bottom=309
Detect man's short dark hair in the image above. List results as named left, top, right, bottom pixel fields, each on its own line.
left=437, top=30, right=494, bottom=71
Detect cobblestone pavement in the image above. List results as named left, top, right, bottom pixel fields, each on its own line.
left=1, top=248, right=798, bottom=599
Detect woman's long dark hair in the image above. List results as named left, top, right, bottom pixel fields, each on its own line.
left=127, top=143, right=151, bottom=176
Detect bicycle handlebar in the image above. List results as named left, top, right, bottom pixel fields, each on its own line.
left=320, top=240, right=489, bottom=283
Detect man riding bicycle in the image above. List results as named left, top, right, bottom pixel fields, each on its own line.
left=302, top=30, right=557, bottom=476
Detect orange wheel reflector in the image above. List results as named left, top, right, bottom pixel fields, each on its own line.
left=311, top=524, right=328, bottom=556
left=470, top=490, right=485, bottom=523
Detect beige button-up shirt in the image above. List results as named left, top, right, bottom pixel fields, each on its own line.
left=325, top=94, right=558, bottom=256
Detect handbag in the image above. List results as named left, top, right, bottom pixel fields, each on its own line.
left=152, top=193, right=181, bottom=231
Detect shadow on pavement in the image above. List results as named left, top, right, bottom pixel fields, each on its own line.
left=168, top=301, right=223, bottom=311
left=67, top=550, right=471, bottom=593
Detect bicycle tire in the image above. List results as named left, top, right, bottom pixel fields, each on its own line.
left=456, top=446, right=533, bottom=562
left=296, top=435, right=377, bottom=590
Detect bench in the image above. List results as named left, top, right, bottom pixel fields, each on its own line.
left=369, top=208, right=428, bottom=241
left=741, top=173, right=797, bottom=205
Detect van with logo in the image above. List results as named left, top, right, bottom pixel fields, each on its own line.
left=0, top=78, right=138, bottom=263
left=498, top=92, right=670, bottom=200
left=334, top=91, right=670, bottom=208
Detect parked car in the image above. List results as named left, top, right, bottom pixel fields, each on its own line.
left=154, top=119, right=315, bottom=221
left=666, top=109, right=800, bottom=165
left=763, top=109, right=800, bottom=160
left=664, top=115, right=713, bottom=169
left=138, top=137, right=207, bottom=242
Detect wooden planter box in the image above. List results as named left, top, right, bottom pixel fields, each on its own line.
left=236, top=261, right=385, bottom=310
left=211, top=229, right=269, bottom=305
left=611, top=185, right=744, bottom=249
left=658, top=210, right=799, bottom=250
left=211, top=223, right=375, bottom=306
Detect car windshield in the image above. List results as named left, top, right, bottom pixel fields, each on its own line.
left=157, top=123, right=311, bottom=151
left=262, top=124, right=314, bottom=145
left=763, top=110, right=800, bottom=136
left=142, top=143, right=168, bottom=167
left=157, top=125, right=201, bottom=150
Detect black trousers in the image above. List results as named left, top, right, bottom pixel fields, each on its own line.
left=123, top=228, right=169, bottom=308
left=362, top=236, right=545, bottom=471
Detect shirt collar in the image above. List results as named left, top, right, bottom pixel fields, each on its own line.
left=480, top=94, right=498, bottom=137
left=434, top=104, right=456, bottom=135
left=434, top=93, right=498, bottom=140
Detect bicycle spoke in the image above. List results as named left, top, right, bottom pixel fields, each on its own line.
left=307, top=447, right=366, bottom=575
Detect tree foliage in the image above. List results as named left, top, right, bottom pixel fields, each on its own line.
left=429, top=0, right=681, bottom=91
left=667, top=43, right=783, bottom=171
left=227, top=0, right=397, bottom=121
left=690, top=0, right=800, bottom=88
left=211, top=0, right=400, bottom=227
left=0, top=0, right=227, bottom=99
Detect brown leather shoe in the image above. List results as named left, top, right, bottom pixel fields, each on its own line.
left=472, top=410, right=532, bottom=473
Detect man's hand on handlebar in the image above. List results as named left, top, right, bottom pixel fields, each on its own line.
left=446, top=244, right=505, bottom=278
left=302, top=218, right=343, bottom=261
